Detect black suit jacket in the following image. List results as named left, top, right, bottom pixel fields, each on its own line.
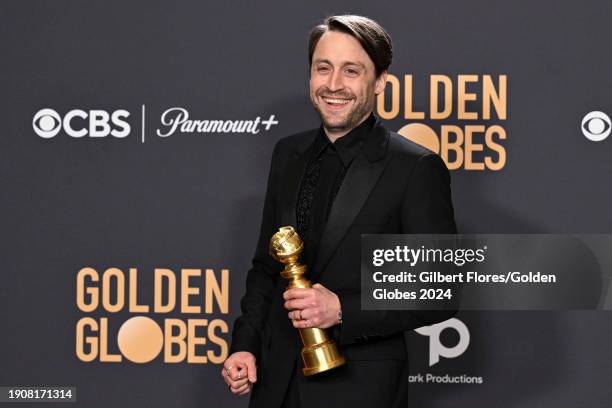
left=230, top=118, right=457, bottom=407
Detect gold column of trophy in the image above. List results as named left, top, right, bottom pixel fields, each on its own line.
left=269, top=226, right=345, bottom=376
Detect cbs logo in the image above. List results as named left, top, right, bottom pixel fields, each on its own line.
left=581, top=111, right=611, bottom=142
left=415, top=318, right=470, bottom=366
left=33, top=108, right=131, bottom=139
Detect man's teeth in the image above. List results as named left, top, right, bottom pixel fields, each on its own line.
left=323, top=98, right=351, bottom=105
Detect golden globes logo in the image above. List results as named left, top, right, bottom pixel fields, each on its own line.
left=377, top=74, right=508, bottom=171
left=75, top=267, right=229, bottom=364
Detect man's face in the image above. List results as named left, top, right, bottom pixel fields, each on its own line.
left=309, top=30, right=386, bottom=136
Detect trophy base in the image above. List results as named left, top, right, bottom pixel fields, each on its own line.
left=301, top=340, right=346, bottom=376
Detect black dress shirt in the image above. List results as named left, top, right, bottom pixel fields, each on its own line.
left=295, top=112, right=376, bottom=269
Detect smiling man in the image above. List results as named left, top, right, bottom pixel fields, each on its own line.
left=223, top=15, right=458, bottom=408
left=309, top=27, right=385, bottom=142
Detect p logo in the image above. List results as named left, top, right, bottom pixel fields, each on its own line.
left=415, top=318, right=470, bottom=366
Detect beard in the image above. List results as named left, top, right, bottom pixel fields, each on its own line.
left=311, top=87, right=374, bottom=134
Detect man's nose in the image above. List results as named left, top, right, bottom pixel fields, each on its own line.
left=327, top=70, right=344, bottom=92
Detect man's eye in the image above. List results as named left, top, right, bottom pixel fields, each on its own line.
left=346, top=69, right=358, bottom=76
left=317, top=67, right=330, bottom=73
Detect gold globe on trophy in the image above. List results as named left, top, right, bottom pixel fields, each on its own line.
left=269, top=226, right=346, bottom=376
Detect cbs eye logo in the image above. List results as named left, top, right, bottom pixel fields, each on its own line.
left=33, top=109, right=62, bottom=138
left=33, top=108, right=131, bottom=139
left=581, top=111, right=611, bottom=142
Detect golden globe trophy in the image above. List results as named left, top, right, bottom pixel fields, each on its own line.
left=269, top=226, right=346, bottom=376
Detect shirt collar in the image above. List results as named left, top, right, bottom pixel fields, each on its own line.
left=314, top=112, right=377, bottom=167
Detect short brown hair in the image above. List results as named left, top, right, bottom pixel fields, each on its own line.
left=308, top=15, right=393, bottom=78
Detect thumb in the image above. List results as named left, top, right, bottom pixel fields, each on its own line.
left=246, top=357, right=257, bottom=383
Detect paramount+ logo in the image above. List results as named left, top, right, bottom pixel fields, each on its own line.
left=33, top=108, right=131, bottom=138
left=377, top=74, right=508, bottom=171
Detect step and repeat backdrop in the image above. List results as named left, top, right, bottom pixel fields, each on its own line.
left=2, top=1, right=612, bottom=407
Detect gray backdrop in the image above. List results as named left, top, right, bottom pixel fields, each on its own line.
left=2, top=1, right=612, bottom=407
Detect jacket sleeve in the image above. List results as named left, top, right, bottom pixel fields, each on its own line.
left=229, top=142, right=283, bottom=359
left=336, top=152, right=458, bottom=346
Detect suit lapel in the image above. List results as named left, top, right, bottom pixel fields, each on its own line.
left=310, top=122, right=390, bottom=280
left=278, top=130, right=317, bottom=229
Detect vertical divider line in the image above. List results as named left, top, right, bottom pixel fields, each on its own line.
left=141, top=104, right=146, bottom=143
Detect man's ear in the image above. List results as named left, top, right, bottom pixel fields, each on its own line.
left=374, top=70, right=388, bottom=95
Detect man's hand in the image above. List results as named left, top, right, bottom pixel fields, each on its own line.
left=222, top=351, right=257, bottom=396
left=284, top=283, right=341, bottom=329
